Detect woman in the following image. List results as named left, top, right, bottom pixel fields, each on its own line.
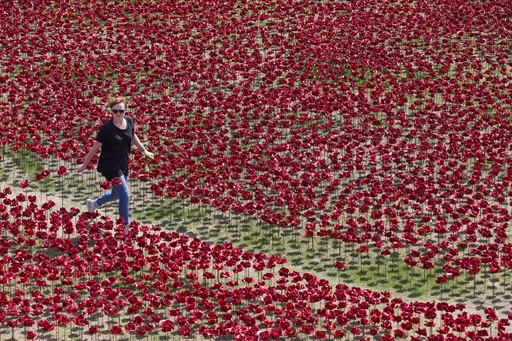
left=76, top=96, right=153, bottom=230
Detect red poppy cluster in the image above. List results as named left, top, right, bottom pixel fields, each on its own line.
left=0, top=187, right=511, bottom=339
left=0, top=0, right=511, bottom=338
left=1, top=1, right=510, bottom=282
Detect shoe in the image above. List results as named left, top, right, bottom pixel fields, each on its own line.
left=86, top=199, right=99, bottom=213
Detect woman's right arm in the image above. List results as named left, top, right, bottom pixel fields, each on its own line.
left=76, top=141, right=102, bottom=173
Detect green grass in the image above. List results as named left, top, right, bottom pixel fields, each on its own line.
left=8, top=148, right=44, bottom=177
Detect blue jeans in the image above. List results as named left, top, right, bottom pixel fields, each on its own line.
left=96, top=174, right=130, bottom=226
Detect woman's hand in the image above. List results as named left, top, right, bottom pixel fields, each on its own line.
left=76, top=164, right=88, bottom=173
left=77, top=141, right=102, bottom=173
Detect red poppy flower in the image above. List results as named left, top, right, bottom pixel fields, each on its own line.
left=88, top=326, right=100, bottom=334
left=57, top=165, right=67, bottom=176
left=161, top=320, right=174, bottom=332
left=111, top=177, right=122, bottom=186
left=100, top=181, right=111, bottom=190
left=26, top=331, right=37, bottom=340
left=180, top=326, right=192, bottom=337
left=34, top=169, right=50, bottom=180
left=334, top=261, right=345, bottom=270
left=110, top=325, right=123, bottom=335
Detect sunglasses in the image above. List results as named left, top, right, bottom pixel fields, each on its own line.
left=112, top=109, right=125, bottom=114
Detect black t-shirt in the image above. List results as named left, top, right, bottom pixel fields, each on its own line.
left=96, top=116, right=134, bottom=177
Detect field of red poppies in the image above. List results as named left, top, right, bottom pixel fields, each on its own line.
left=0, top=0, right=511, bottom=340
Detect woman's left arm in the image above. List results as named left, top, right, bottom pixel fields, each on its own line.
left=131, top=133, right=145, bottom=151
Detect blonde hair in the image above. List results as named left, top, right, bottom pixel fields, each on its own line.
left=106, top=96, right=126, bottom=109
